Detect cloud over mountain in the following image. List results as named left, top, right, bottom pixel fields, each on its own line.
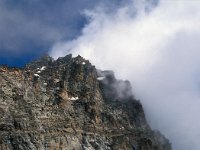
left=50, top=1, right=200, bottom=149
left=0, top=0, right=125, bottom=66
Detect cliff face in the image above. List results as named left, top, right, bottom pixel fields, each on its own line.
left=0, top=54, right=171, bottom=150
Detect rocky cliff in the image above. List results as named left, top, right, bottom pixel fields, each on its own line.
left=0, top=54, right=171, bottom=150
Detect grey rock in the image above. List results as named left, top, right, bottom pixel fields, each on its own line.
left=0, top=54, right=172, bottom=150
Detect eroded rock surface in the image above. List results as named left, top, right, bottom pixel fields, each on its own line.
left=0, top=54, right=171, bottom=150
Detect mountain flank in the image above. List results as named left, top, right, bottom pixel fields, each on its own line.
left=0, top=54, right=171, bottom=150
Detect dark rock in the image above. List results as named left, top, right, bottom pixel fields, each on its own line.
left=0, top=54, right=172, bottom=150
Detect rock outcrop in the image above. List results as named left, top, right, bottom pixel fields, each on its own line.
left=0, top=54, right=171, bottom=150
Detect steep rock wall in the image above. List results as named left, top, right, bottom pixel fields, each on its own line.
left=0, top=54, right=171, bottom=150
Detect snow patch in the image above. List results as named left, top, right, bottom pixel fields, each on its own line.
left=40, top=66, right=46, bottom=71
left=34, top=74, right=40, bottom=77
left=120, top=127, right=125, bottom=130
left=97, top=77, right=105, bottom=81
left=69, top=97, right=79, bottom=101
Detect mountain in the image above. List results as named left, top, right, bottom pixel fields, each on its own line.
left=0, top=54, right=171, bottom=150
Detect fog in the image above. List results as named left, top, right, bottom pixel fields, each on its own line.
left=50, top=0, right=200, bottom=149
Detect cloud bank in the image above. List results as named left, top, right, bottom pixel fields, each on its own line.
left=50, top=0, right=200, bottom=150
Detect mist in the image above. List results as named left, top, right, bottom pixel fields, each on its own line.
left=49, top=0, right=200, bottom=149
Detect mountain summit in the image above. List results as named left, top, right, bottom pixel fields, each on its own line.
left=0, top=54, right=171, bottom=150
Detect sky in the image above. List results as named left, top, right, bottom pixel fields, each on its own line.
left=0, top=0, right=126, bottom=66
left=1, top=0, right=200, bottom=150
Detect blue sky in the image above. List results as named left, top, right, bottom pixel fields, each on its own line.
left=0, top=0, right=127, bottom=66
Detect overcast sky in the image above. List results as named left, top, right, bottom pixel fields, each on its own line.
left=1, top=0, right=200, bottom=150
left=0, top=0, right=128, bottom=66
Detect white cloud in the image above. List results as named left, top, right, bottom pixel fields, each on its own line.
left=50, top=0, right=200, bottom=149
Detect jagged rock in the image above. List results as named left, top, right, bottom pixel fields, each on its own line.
left=0, top=54, right=172, bottom=150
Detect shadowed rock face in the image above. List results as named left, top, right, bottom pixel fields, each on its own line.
left=0, top=54, right=171, bottom=150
